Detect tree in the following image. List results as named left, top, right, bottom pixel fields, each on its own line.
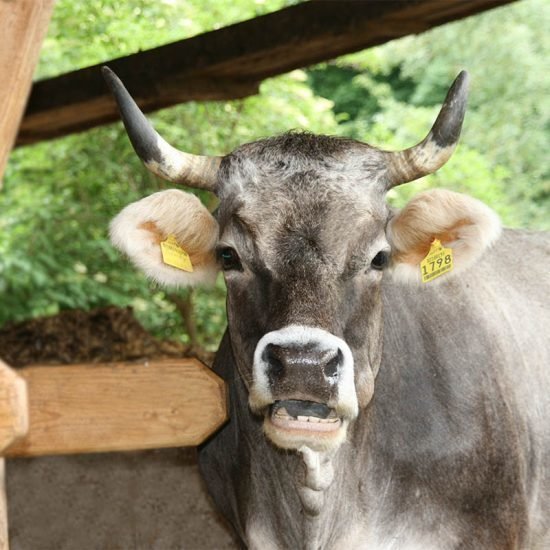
left=0, top=0, right=336, bottom=349
left=308, top=0, right=549, bottom=229
left=1, top=0, right=547, bottom=350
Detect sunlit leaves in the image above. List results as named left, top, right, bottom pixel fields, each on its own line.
left=307, top=0, right=548, bottom=230
left=1, top=0, right=547, bottom=351
left=1, top=0, right=335, bottom=349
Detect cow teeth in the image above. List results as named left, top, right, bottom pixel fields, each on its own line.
left=297, top=416, right=308, bottom=422
left=275, top=407, right=289, bottom=417
left=309, top=417, right=320, bottom=423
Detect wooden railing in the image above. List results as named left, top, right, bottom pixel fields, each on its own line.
left=0, top=6, right=228, bottom=548
left=0, top=358, right=227, bottom=549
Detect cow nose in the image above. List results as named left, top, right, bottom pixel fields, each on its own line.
left=263, top=343, right=343, bottom=381
left=250, top=325, right=358, bottom=419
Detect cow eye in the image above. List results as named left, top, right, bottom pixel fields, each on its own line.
left=218, top=247, right=242, bottom=271
left=371, top=250, right=389, bottom=270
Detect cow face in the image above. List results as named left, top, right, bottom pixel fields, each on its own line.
left=106, top=69, right=501, bottom=453
left=214, top=137, right=392, bottom=451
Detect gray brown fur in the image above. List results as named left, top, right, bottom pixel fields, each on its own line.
left=201, top=226, right=550, bottom=548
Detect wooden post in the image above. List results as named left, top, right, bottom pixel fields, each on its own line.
left=0, top=361, right=29, bottom=550
left=5, top=359, right=227, bottom=457
left=0, top=461, right=6, bottom=550
left=0, top=0, right=56, bottom=184
left=0, top=4, right=55, bottom=543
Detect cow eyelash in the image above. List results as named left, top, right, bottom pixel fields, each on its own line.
left=371, top=250, right=390, bottom=271
left=217, top=246, right=242, bottom=271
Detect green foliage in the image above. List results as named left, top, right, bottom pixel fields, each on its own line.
left=1, top=0, right=547, bottom=350
left=37, top=0, right=294, bottom=79
left=308, top=0, right=549, bottom=229
left=1, top=68, right=336, bottom=345
left=1, top=1, right=336, bottom=348
left=380, top=0, right=549, bottom=229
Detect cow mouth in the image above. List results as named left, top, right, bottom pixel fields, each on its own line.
left=269, top=400, right=342, bottom=433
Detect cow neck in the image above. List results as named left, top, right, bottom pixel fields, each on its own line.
left=296, top=446, right=335, bottom=517
left=214, top=332, right=365, bottom=547
left=296, top=445, right=356, bottom=550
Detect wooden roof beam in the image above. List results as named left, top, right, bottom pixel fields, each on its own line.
left=17, top=0, right=516, bottom=146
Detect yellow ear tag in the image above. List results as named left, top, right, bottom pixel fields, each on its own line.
left=160, top=235, right=193, bottom=272
left=420, top=238, right=453, bottom=283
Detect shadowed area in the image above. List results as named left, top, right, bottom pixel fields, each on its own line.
left=7, top=449, right=238, bottom=549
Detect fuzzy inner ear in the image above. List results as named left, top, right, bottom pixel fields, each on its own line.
left=387, top=189, right=501, bottom=284
left=110, top=189, right=219, bottom=287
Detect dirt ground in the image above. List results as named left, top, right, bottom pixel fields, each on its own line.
left=1, top=307, right=239, bottom=549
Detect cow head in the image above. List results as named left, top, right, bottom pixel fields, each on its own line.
left=105, top=68, right=500, bottom=453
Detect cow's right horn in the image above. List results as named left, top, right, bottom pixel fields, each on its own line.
left=102, top=67, right=221, bottom=192
left=384, top=71, right=470, bottom=189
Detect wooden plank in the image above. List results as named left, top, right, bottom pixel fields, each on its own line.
left=0, top=361, right=29, bottom=453
left=5, top=359, right=227, bottom=457
left=0, top=460, right=7, bottom=550
left=15, top=0, right=516, bottom=146
left=0, top=360, right=29, bottom=550
left=0, top=0, right=55, bottom=183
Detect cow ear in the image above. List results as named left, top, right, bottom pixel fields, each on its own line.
left=110, top=189, right=219, bottom=287
left=386, top=189, right=501, bottom=284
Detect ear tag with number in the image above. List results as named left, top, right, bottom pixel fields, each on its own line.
left=420, top=238, right=453, bottom=283
left=160, top=235, right=193, bottom=272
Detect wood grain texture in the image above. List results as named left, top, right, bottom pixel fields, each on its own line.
left=0, top=361, right=29, bottom=454
left=5, top=359, right=227, bottom=457
left=0, top=460, right=6, bottom=550
left=16, top=0, right=516, bottom=146
left=0, top=359, right=28, bottom=550
left=0, top=0, right=55, bottom=183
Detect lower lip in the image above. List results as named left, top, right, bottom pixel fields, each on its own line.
left=269, top=414, right=342, bottom=433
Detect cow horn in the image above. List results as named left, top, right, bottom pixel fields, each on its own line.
left=102, top=67, right=221, bottom=192
left=384, top=71, right=469, bottom=189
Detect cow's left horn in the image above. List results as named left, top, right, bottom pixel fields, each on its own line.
left=102, top=67, right=221, bottom=192
left=384, top=71, right=469, bottom=189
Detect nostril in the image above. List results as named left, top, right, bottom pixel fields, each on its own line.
left=324, top=349, right=343, bottom=379
left=263, top=344, right=285, bottom=379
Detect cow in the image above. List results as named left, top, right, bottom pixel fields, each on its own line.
left=103, top=67, right=550, bottom=549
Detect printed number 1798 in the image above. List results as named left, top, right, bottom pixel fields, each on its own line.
left=422, top=254, right=452, bottom=275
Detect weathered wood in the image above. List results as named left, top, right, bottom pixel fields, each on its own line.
left=16, top=0, right=516, bottom=146
left=0, top=361, right=29, bottom=454
left=0, top=0, right=55, bottom=182
left=0, top=460, right=7, bottom=550
left=5, top=359, right=227, bottom=457
left=0, top=361, right=29, bottom=550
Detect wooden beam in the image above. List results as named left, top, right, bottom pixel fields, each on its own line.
left=16, top=0, right=516, bottom=146
left=0, top=0, right=55, bottom=183
left=5, top=359, right=227, bottom=457
left=0, top=360, right=29, bottom=550
left=0, top=362, right=28, bottom=453
left=0, top=461, right=6, bottom=550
